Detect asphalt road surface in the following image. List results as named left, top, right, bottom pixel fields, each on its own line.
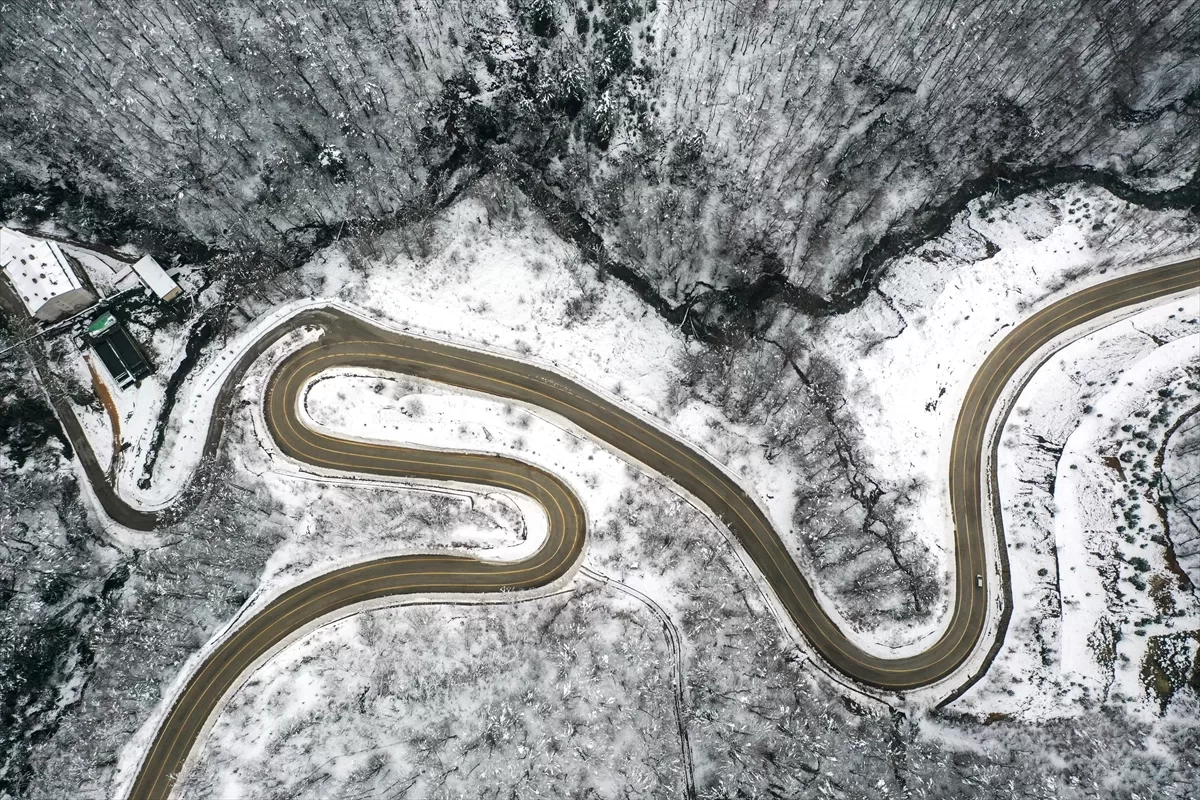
left=14, top=259, right=1191, bottom=799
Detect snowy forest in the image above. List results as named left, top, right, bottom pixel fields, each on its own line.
left=3, top=0, right=1198, bottom=333
left=2, top=1, right=1199, bottom=799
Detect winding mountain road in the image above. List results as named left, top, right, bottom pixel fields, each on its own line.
left=10, top=258, right=1194, bottom=799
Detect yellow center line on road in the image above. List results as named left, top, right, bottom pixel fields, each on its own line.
left=128, top=259, right=1199, bottom=799
left=286, top=263, right=1200, bottom=679
left=138, top=346, right=589, bottom=796
left=281, top=268, right=1200, bottom=679
left=937, top=268, right=1198, bottom=663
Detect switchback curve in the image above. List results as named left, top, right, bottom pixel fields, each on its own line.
left=73, top=259, right=1196, bottom=799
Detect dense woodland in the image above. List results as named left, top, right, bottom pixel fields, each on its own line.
left=2, top=0, right=1198, bottom=338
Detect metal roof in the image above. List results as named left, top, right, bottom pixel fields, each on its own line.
left=88, top=311, right=153, bottom=388
left=131, top=254, right=182, bottom=301
left=88, top=311, right=118, bottom=336
left=0, top=227, right=85, bottom=314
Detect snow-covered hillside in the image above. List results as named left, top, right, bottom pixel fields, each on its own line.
left=954, top=302, right=1199, bottom=719
left=812, top=184, right=1199, bottom=649
left=7, top=171, right=1199, bottom=799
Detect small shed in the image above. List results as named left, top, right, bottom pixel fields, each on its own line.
left=130, top=254, right=182, bottom=302
left=89, top=312, right=153, bottom=388
left=0, top=227, right=97, bottom=322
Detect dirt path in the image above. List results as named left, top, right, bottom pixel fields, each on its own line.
left=85, top=356, right=122, bottom=479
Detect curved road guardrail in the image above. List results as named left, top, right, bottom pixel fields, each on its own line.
left=10, top=259, right=1192, bottom=799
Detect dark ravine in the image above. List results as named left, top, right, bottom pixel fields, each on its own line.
left=0, top=175, right=220, bottom=267
left=763, top=335, right=936, bottom=615
left=136, top=314, right=222, bottom=489
left=834, top=164, right=1200, bottom=314
left=5, top=153, right=1196, bottom=352
left=1151, top=403, right=1200, bottom=592
left=512, top=160, right=1200, bottom=345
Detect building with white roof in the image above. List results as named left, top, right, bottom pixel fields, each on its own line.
left=130, top=254, right=182, bottom=302
left=0, top=227, right=97, bottom=322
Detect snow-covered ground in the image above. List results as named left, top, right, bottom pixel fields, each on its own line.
left=63, top=184, right=1193, bottom=675
left=59, top=243, right=139, bottom=298
left=39, top=181, right=1187, bottom=799
left=954, top=300, right=1199, bottom=719
left=179, top=591, right=683, bottom=800
left=813, top=185, right=1200, bottom=654
left=299, top=366, right=732, bottom=616
left=68, top=196, right=861, bottom=654
left=68, top=354, right=116, bottom=472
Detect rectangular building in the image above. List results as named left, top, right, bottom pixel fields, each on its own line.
left=89, top=312, right=153, bottom=388
left=1, top=227, right=97, bottom=322
left=131, top=254, right=183, bottom=302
